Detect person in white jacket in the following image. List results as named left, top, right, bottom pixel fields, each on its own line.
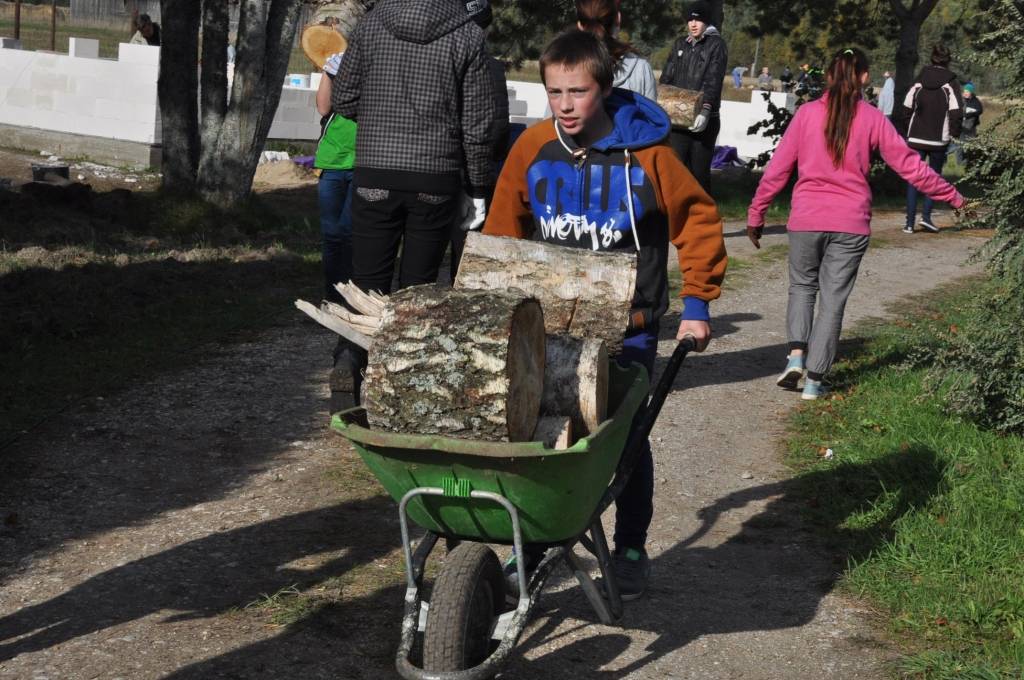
left=576, top=0, right=657, bottom=102
left=877, top=70, right=895, bottom=118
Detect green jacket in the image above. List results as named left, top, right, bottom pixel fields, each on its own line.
left=314, top=113, right=356, bottom=170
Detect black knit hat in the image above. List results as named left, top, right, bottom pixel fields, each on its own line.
left=687, top=1, right=711, bottom=21
left=465, top=0, right=493, bottom=29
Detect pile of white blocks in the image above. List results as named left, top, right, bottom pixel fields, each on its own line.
left=719, top=90, right=796, bottom=160
left=0, top=38, right=161, bottom=144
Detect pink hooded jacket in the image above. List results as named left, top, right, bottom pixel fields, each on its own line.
left=748, top=96, right=964, bottom=234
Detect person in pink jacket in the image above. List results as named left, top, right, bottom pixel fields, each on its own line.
left=746, top=47, right=965, bottom=400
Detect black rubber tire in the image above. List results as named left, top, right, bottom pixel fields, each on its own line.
left=422, top=542, right=505, bottom=672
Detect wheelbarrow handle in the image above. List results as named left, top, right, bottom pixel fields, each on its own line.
left=596, top=334, right=698, bottom=517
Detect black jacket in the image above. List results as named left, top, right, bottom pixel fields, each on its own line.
left=900, top=65, right=963, bottom=151
left=658, top=26, right=727, bottom=114
left=962, top=94, right=983, bottom=132
left=330, top=0, right=501, bottom=197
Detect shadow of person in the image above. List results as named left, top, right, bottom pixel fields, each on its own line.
left=0, top=496, right=396, bottom=663
left=506, top=446, right=945, bottom=678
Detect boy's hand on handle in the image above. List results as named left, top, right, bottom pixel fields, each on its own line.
left=747, top=225, right=763, bottom=249
left=459, top=195, right=487, bottom=231
left=677, top=320, right=711, bottom=352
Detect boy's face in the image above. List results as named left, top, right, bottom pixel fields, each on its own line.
left=544, top=64, right=609, bottom=140
left=687, top=19, right=707, bottom=39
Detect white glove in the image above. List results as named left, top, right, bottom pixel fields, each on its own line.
left=459, top=195, right=487, bottom=231
left=689, top=112, right=709, bottom=133
left=323, top=52, right=344, bottom=77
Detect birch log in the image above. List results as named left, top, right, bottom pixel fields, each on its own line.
left=455, top=232, right=636, bottom=353
left=364, top=284, right=545, bottom=442
left=541, top=335, right=608, bottom=436
left=656, top=85, right=705, bottom=129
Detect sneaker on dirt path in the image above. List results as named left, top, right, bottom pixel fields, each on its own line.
left=776, top=355, right=805, bottom=390
left=919, top=218, right=940, bottom=233
left=611, top=547, right=650, bottom=601
left=902, top=225, right=915, bottom=234
left=801, top=378, right=828, bottom=400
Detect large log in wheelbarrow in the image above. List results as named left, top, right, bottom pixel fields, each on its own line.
left=331, top=336, right=698, bottom=679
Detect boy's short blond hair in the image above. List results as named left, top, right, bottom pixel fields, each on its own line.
left=539, top=30, right=615, bottom=91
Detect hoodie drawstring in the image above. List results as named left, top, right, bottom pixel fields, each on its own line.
left=624, top=149, right=641, bottom=252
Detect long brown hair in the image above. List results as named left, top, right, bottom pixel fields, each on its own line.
left=824, top=47, right=869, bottom=168
left=575, top=0, right=634, bottom=65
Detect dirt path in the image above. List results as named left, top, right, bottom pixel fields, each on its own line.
left=0, top=212, right=986, bottom=679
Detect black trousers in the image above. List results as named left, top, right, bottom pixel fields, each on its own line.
left=350, top=186, right=459, bottom=295
left=335, top=185, right=460, bottom=402
left=668, top=116, right=721, bottom=195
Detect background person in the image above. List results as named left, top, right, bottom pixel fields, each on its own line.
left=901, top=43, right=963, bottom=234
left=328, top=0, right=503, bottom=409
left=757, top=66, right=773, bottom=91
left=129, top=9, right=161, bottom=46
left=731, top=65, right=746, bottom=89
left=877, top=70, right=895, bottom=117
left=746, top=48, right=965, bottom=400
left=780, top=65, right=794, bottom=92
left=955, top=82, right=983, bottom=165
left=576, top=0, right=657, bottom=101
left=658, top=0, right=727, bottom=194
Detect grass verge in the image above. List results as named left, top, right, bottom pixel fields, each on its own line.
left=784, top=280, right=1024, bottom=678
left=0, top=186, right=322, bottom=447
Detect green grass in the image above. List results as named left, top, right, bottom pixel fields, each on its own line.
left=784, top=282, right=1024, bottom=679
left=0, top=18, right=126, bottom=58
left=0, top=189, right=323, bottom=446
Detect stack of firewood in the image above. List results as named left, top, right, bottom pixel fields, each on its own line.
left=296, top=232, right=638, bottom=446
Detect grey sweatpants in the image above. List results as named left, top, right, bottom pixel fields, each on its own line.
left=787, top=231, right=870, bottom=377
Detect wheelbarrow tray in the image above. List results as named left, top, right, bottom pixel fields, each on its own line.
left=331, top=362, right=648, bottom=544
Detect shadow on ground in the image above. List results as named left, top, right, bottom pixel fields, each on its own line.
left=60, top=446, right=944, bottom=679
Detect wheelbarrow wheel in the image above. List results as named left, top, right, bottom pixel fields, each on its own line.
left=423, top=542, right=505, bottom=672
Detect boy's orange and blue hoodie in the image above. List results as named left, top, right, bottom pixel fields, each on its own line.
left=483, top=89, right=726, bottom=330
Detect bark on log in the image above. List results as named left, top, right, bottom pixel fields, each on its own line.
left=656, top=85, right=705, bottom=129
left=364, top=284, right=545, bottom=442
left=541, top=335, right=608, bottom=437
left=455, top=232, right=636, bottom=353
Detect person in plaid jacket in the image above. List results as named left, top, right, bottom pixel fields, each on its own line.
left=327, top=0, right=503, bottom=410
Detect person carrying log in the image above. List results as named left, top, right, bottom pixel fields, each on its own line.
left=327, top=0, right=504, bottom=411
left=483, top=29, right=727, bottom=601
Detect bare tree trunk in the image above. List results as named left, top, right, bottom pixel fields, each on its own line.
left=196, top=0, right=305, bottom=207
left=889, top=0, right=941, bottom=123
left=158, top=0, right=201, bottom=193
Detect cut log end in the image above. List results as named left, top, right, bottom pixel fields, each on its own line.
left=505, top=300, right=546, bottom=442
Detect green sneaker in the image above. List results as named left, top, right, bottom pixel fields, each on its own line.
left=611, top=548, right=650, bottom=601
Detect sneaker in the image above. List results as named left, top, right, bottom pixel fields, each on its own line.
left=611, top=547, right=650, bottom=601
left=502, top=553, right=538, bottom=603
left=801, top=378, right=829, bottom=401
left=919, top=218, right=939, bottom=233
left=776, top=355, right=805, bottom=390
left=902, top=225, right=914, bottom=234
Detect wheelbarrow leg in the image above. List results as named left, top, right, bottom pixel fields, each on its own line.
left=589, top=518, right=623, bottom=620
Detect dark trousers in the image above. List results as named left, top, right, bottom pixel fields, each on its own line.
left=318, top=169, right=354, bottom=304
left=612, top=324, right=660, bottom=553
left=335, top=185, right=460, bottom=401
left=668, top=116, right=721, bottom=195
left=351, top=186, right=459, bottom=295
left=905, top=148, right=947, bottom=226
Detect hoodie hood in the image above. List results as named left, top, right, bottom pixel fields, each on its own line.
left=377, top=0, right=473, bottom=44
left=591, top=88, right=671, bottom=151
left=614, top=54, right=643, bottom=85
left=918, top=64, right=957, bottom=90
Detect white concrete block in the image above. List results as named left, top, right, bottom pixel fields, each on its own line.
left=54, top=93, right=97, bottom=117
left=69, top=37, right=100, bottom=59
left=118, top=42, right=161, bottom=65
left=30, top=70, right=71, bottom=93
left=310, top=72, right=323, bottom=90
left=4, top=88, right=33, bottom=109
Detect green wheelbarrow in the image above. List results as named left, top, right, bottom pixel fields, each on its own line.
left=331, top=337, right=697, bottom=679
